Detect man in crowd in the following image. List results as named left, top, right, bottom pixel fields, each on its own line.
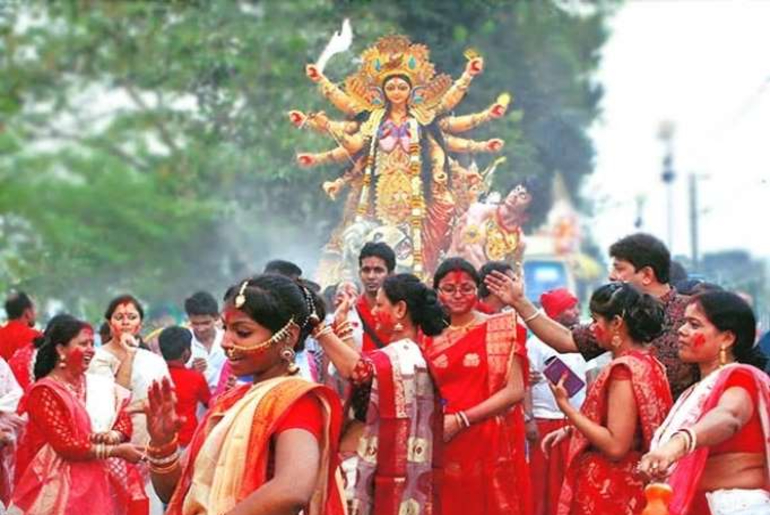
left=355, top=242, right=396, bottom=352
left=526, top=288, right=587, bottom=515
left=0, top=292, right=41, bottom=363
left=184, top=291, right=226, bottom=393
left=493, top=232, right=697, bottom=399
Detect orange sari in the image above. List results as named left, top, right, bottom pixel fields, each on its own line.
left=166, top=376, right=344, bottom=515
left=557, top=350, right=672, bottom=515
left=423, top=311, right=531, bottom=515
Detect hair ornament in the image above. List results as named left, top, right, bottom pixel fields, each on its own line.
left=234, top=281, right=249, bottom=309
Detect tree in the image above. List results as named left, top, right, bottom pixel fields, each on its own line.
left=0, top=0, right=615, bottom=314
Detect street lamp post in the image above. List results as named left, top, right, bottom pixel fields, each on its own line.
left=658, top=121, right=676, bottom=251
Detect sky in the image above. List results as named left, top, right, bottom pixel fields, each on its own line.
left=586, top=0, right=770, bottom=262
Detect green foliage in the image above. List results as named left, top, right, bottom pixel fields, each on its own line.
left=0, top=0, right=615, bottom=315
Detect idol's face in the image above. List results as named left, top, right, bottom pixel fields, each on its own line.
left=383, top=76, right=411, bottom=106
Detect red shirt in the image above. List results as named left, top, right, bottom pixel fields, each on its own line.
left=167, top=362, right=211, bottom=446
left=0, top=320, right=41, bottom=362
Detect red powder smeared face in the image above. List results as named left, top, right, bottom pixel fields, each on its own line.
left=592, top=322, right=606, bottom=342
left=65, top=327, right=95, bottom=373
left=223, top=306, right=242, bottom=325
left=110, top=302, right=142, bottom=337
left=692, top=333, right=706, bottom=348
left=438, top=270, right=478, bottom=316
left=372, top=289, right=397, bottom=341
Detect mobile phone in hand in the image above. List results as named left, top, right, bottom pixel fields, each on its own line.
left=543, top=356, right=585, bottom=398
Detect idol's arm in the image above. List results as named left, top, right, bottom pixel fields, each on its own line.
left=317, top=74, right=363, bottom=116
left=444, top=134, right=503, bottom=153
left=438, top=72, right=474, bottom=114
left=439, top=107, right=498, bottom=133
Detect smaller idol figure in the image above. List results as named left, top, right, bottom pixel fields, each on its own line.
left=447, top=178, right=543, bottom=271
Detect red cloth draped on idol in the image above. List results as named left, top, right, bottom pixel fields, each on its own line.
left=290, top=27, right=510, bottom=284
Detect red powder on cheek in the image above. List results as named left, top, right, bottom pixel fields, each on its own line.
left=592, top=324, right=605, bottom=341
left=68, top=347, right=87, bottom=369
left=375, top=309, right=395, bottom=333
left=692, top=333, right=706, bottom=348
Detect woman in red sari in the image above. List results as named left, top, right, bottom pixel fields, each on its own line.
left=640, top=291, right=770, bottom=514
left=509, top=282, right=673, bottom=515
left=143, top=274, right=344, bottom=515
left=10, top=314, right=147, bottom=515
left=427, top=257, right=530, bottom=515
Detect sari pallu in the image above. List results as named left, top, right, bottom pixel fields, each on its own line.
left=166, top=376, right=345, bottom=515
left=651, top=364, right=770, bottom=515
left=351, top=339, right=441, bottom=515
left=424, top=311, right=532, bottom=515
left=9, top=376, right=148, bottom=515
left=557, top=350, right=672, bottom=515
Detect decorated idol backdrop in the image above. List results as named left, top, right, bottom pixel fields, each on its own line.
left=0, top=1, right=609, bottom=311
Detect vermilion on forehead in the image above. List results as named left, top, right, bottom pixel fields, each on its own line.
left=114, top=302, right=140, bottom=314
left=81, top=326, right=94, bottom=336
left=440, top=270, right=475, bottom=286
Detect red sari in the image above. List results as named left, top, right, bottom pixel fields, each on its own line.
left=10, top=377, right=147, bottom=515
left=166, top=376, right=345, bottom=515
left=557, top=350, right=672, bottom=515
left=423, top=311, right=531, bottom=515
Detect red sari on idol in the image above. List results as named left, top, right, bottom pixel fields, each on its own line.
left=557, top=350, right=672, bottom=515
left=10, top=375, right=148, bottom=515
left=423, top=311, right=532, bottom=515
left=650, top=364, right=770, bottom=515
left=166, top=376, right=345, bottom=515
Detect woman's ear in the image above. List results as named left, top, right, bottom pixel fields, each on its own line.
left=395, top=300, right=408, bottom=320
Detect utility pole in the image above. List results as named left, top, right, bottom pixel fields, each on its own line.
left=658, top=121, right=676, bottom=251
left=689, top=173, right=699, bottom=272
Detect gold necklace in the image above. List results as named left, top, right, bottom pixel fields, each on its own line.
left=449, top=316, right=478, bottom=332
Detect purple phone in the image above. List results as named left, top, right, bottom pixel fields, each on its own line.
left=543, top=356, right=585, bottom=398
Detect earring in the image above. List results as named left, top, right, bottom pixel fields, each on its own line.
left=611, top=333, right=622, bottom=349
left=58, top=354, right=67, bottom=368
left=719, top=346, right=727, bottom=367
left=394, top=321, right=404, bottom=332
left=281, top=347, right=299, bottom=375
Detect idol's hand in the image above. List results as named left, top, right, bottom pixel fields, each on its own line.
left=306, top=64, right=323, bottom=83
left=489, top=102, right=507, bottom=118
left=145, top=377, right=183, bottom=447
left=288, top=110, right=307, bottom=128
left=322, top=178, right=343, bottom=200
left=297, top=153, right=316, bottom=167
left=541, top=427, right=570, bottom=453
left=309, top=111, right=330, bottom=131
left=483, top=270, right=520, bottom=307
left=466, top=56, right=484, bottom=76
left=638, top=438, right=685, bottom=480
left=487, top=138, right=504, bottom=152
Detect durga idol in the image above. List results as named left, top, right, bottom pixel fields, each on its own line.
left=290, top=35, right=509, bottom=282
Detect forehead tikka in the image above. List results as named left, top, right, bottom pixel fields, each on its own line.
left=234, top=280, right=249, bottom=309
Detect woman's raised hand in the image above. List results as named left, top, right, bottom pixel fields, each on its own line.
left=483, top=270, right=522, bottom=308
left=145, top=377, right=183, bottom=447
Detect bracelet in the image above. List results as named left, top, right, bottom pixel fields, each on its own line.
left=147, top=435, right=179, bottom=458
left=456, top=411, right=471, bottom=429
left=673, top=428, right=697, bottom=454
left=312, top=324, right=333, bottom=340
left=149, top=456, right=180, bottom=475
left=149, top=450, right=180, bottom=466
left=523, top=310, right=541, bottom=324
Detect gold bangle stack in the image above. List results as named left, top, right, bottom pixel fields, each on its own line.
left=334, top=320, right=354, bottom=341
left=95, top=443, right=114, bottom=460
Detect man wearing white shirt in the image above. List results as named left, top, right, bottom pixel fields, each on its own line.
left=184, top=291, right=226, bottom=393
left=526, top=288, right=586, bottom=515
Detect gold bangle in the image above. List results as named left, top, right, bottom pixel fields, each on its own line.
left=147, top=435, right=179, bottom=458
left=150, top=457, right=180, bottom=475
left=523, top=310, right=541, bottom=324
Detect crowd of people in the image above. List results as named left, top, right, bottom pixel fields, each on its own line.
left=0, top=232, right=767, bottom=515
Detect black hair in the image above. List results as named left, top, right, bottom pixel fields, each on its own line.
left=223, top=274, right=326, bottom=352
left=609, top=233, right=671, bottom=284
left=669, top=260, right=688, bottom=285
left=33, top=314, right=90, bottom=380
left=98, top=321, right=112, bottom=345
left=264, top=259, right=303, bottom=279
left=478, top=261, right=514, bottom=298
left=433, top=257, right=480, bottom=289
left=158, top=326, right=193, bottom=361
left=104, top=294, right=145, bottom=321
left=359, top=242, right=397, bottom=273
left=184, top=291, right=219, bottom=317
left=674, top=279, right=723, bottom=296
left=692, top=291, right=767, bottom=371
left=5, top=291, right=33, bottom=320
left=33, top=313, right=73, bottom=349
left=382, top=274, right=448, bottom=337
left=589, top=282, right=664, bottom=344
